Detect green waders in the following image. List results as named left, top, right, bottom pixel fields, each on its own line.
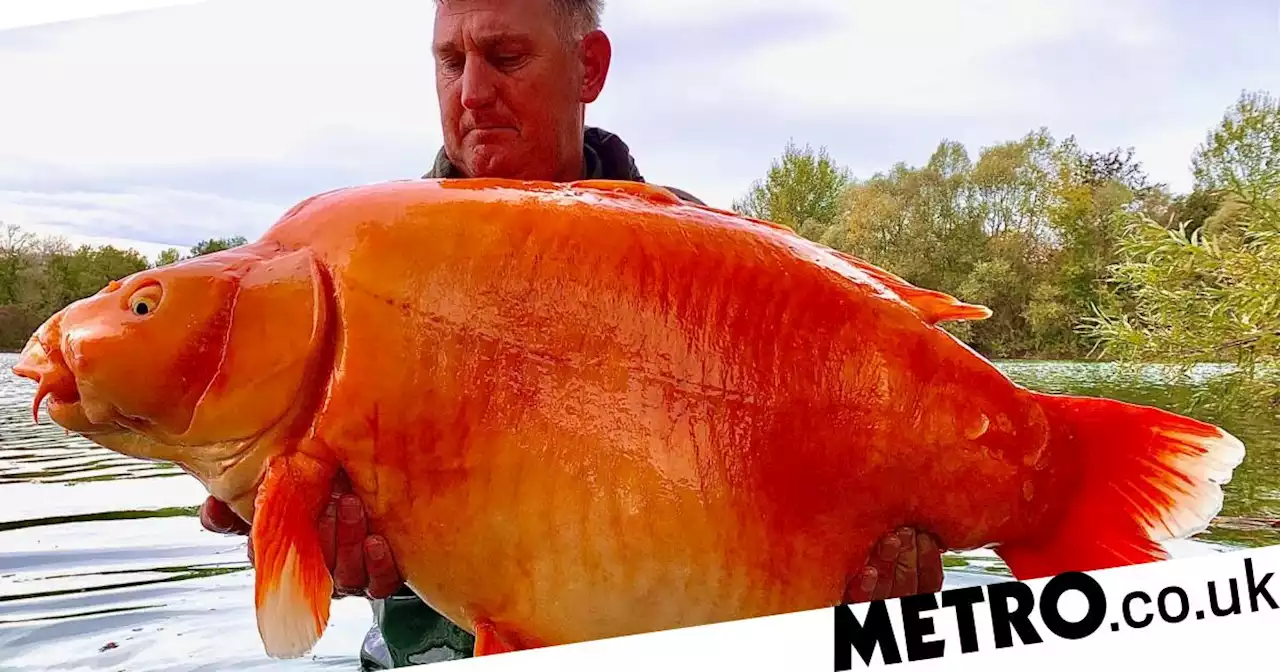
left=359, top=590, right=474, bottom=669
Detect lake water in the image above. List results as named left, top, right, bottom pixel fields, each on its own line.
left=1, top=353, right=1277, bottom=670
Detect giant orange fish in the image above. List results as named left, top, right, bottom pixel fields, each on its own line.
left=11, top=178, right=1245, bottom=660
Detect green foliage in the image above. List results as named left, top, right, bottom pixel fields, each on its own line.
left=0, top=224, right=235, bottom=351
left=733, top=140, right=852, bottom=235
left=1083, top=93, right=1280, bottom=415
left=189, top=236, right=247, bottom=257
left=735, top=89, right=1278, bottom=391
left=1192, top=90, right=1280, bottom=194
left=154, top=235, right=243, bottom=268
left=740, top=130, right=1158, bottom=359
left=155, top=248, right=183, bottom=266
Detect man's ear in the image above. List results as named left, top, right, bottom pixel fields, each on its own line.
left=580, top=29, right=611, bottom=104
left=182, top=248, right=331, bottom=442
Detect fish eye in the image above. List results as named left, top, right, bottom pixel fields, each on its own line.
left=127, top=285, right=163, bottom=317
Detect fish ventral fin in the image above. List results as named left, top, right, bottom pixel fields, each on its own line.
left=251, top=454, right=336, bottom=659
left=472, top=618, right=545, bottom=657
left=828, top=250, right=992, bottom=324
left=473, top=619, right=517, bottom=656
left=996, top=393, right=1247, bottom=579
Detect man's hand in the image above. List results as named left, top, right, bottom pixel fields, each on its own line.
left=202, top=481, right=942, bottom=604
left=198, top=471, right=404, bottom=600
left=845, top=527, right=945, bottom=603
left=198, top=492, right=252, bottom=536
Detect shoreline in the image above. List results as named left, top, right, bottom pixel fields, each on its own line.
left=0, top=349, right=1250, bottom=367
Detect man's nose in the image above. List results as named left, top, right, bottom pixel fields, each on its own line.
left=459, top=59, right=497, bottom=110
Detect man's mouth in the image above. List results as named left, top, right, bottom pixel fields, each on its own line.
left=468, top=125, right=517, bottom=137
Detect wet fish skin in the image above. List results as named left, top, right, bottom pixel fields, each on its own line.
left=12, top=178, right=1246, bottom=659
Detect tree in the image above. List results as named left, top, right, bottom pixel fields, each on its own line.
left=1083, top=93, right=1280, bottom=413
left=190, top=236, right=247, bottom=257
left=1031, top=139, right=1162, bottom=357
left=0, top=225, right=260, bottom=350
left=733, top=141, right=852, bottom=237
left=0, top=225, right=151, bottom=350
left=155, top=248, right=183, bottom=266
left=737, top=125, right=1186, bottom=360
left=840, top=141, right=984, bottom=298
left=0, top=222, right=37, bottom=305
left=1192, top=90, right=1280, bottom=196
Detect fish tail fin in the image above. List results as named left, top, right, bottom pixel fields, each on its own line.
left=994, top=393, right=1245, bottom=580
left=251, top=454, right=335, bottom=659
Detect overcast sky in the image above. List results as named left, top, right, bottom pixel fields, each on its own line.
left=1, top=0, right=1277, bottom=261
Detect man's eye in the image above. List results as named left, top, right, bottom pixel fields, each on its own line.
left=438, top=55, right=464, bottom=74
left=492, top=54, right=525, bottom=70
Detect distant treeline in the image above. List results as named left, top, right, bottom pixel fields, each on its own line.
left=733, top=89, right=1279, bottom=411
left=0, top=233, right=245, bottom=350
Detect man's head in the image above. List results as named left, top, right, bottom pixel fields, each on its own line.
left=432, top=0, right=611, bottom=181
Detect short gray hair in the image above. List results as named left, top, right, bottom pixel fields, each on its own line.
left=434, top=0, right=604, bottom=40
left=552, top=0, right=604, bottom=38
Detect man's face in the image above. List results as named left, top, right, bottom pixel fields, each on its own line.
left=433, top=0, right=608, bottom=181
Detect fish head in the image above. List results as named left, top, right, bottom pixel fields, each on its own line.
left=11, top=244, right=332, bottom=520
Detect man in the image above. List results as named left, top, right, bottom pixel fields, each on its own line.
left=199, top=0, right=946, bottom=667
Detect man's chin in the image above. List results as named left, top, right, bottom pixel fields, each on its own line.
left=460, top=143, right=543, bottom=179
left=464, top=154, right=515, bottom=178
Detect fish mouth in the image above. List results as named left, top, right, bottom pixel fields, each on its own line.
left=13, top=333, right=75, bottom=420
left=12, top=330, right=117, bottom=435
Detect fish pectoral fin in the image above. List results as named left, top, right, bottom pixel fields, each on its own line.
left=250, top=453, right=336, bottom=659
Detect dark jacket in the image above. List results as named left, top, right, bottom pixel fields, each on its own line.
left=421, top=126, right=705, bottom=206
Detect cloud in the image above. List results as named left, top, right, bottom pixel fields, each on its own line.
left=0, top=0, right=209, bottom=31
left=0, top=0, right=1276, bottom=256
left=0, top=187, right=285, bottom=261
left=0, top=0, right=441, bottom=169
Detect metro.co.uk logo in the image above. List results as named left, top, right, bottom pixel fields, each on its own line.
left=833, top=556, right=1278, bottom=669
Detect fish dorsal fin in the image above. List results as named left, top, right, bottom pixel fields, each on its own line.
left=828, top=250, right=992, bottom=325
left=566, top=185, right=991, bottom=326
left=570, top=180, right=685, bottom=206
left=701, top=200, right=993, bottom=325
left=692, top=204, right=992, bottom=325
